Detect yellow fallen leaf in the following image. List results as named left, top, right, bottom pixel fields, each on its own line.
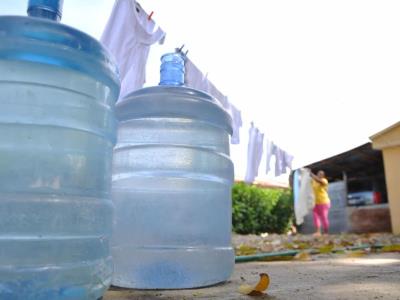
left=294, top=251, right=312, bottom=261
left=284, top=242, right=295, bottom=249
left=345, top=250, right=367, bottom=258
left=236, top=244, right=258, bottom=256
left=340, top=240, right=354, bottom=247
left=238, top=285, right=261, bottom=296
left=238, top=273, right=270, bottom=296
left=381, top=244, right=400, bottom=253
left=254, top=273, right=270, bottom=291
left=318, top=244, right=334, bottom=254
left=296, top=242, right=312, bottom=250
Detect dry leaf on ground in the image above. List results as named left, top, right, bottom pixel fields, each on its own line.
left=294, top=251, right=312, bottom=261
left=381, top=244, right=400, bottom=253
left=238, top=273, right=270, bottom=296
left=345, top=249, right=367, bottom=258
left=318, top=244, right=335, bottom=254
left=236, top=244, right=258, bottom=256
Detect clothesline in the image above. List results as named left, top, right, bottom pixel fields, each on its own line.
left=100, top=0, right=293, bottom=182
left=180, top=49, right=294, bottom=181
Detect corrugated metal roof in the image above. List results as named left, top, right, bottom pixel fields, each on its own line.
left=302, top=142, right=384, bottom=181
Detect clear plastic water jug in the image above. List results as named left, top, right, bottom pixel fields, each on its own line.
left=112, top=52, right=234, bottom=289
left=0, top=1, right=120, bottom=299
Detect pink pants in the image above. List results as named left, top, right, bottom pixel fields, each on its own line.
left=313, top=203, right=331, bottom=233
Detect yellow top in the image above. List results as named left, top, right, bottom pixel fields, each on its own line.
left=312, top=178, right=330, bottom=205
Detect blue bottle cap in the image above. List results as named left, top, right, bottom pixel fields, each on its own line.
left=27, top=0, right=64, bottom=21
left=159, top=52, right=185, bottom=86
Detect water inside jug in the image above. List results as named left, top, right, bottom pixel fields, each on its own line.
left=111, top=51, right=234, bottom=289
left=0, top=1, right=119, bottom=299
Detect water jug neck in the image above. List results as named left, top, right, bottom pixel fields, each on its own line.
left=159, top=52, right=185, bottom=86
left=27, top=0, right=64, bottom=22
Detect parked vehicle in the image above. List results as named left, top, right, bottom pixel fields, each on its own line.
left=347, top=191, right=382, bottom=206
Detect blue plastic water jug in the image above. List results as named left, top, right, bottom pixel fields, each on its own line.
left=0, top=1, right=120, bottom=299
left=111, top=52, right=235, bottom=289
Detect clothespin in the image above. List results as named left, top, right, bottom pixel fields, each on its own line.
left=174, top=45, right=188, bottom=60
left=148, top=11, right=154, bottom=21
left=135, top=1, right=142, bottom=13
left=176, top=44, right=185, bottom=53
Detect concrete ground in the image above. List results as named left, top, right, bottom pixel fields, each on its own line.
left=104, top=252, right=400, bottom=300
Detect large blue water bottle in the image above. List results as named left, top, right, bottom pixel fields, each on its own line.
left=0, top=1, right=120, bottom=299
left=112, top=52, right=234, bottom=289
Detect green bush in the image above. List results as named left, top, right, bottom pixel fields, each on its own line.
left=232, top=182, right=293, bottom=234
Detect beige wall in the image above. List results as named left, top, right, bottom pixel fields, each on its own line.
left=372, top=125, right=400, bottom=149
left=371, top=122, right=400, bottom=234
left=381, top=147, right=400, bottom=234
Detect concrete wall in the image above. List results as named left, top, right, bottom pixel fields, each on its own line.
left=348, top=204, right=392, bottom=233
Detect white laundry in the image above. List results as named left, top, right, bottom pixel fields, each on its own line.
left=207, top=81, right=229, bottom=108
left=267, top=143, right=294, bottom=177
left=282, top=151, right=294, bottom=172
left=244, top=124, right=264, bottom=183
left=185, top=58, right=242, bottom=144
left=185, top=58, right=226, bottom=105
left=265, top=139, right=274, bottom=175
left=244, top=124, right=257, bottom=183
left=295, top=168, right=315, bottom=225
left=200, top=72, right=210, bottom=95
left=205, top=91, right=241, bottom=145
left=185, top=59, right=213, bottom=98
left=101, top=0, right=166, bottom=100
left=293, top=169, right=300, bottom=206
left=276, top=148, right=293, bottom=176
left=185, top=59, right=204, bottom=91
left=255, top=132, right=264, bottom=177
left=274, top=146, right=284, bottom=176
left=228, top=102, right=242, bottom=144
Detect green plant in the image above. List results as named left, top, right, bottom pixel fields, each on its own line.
left=232, top=182, right=293, bottom=234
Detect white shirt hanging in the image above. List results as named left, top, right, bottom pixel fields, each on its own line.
left=101, top=0, right=166, bottom=100
left=274, top=147, right=293, bottom=176
left=265, top=139, right=274, bottom=175
left=228, top=102, right=242, bottom=144
left=295, top=168, right=315, bottom=225
left=185, top=59, right=206, bottom=92
left=255, top=131, right=264, bottom=177
left=185, top=58, right=242, bottom=145
left=265, top=141, right=294, bottom=177
left=244, top=124, right=264, bottom=183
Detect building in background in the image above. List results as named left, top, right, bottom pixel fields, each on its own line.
left=296, top=142, right=391, bottom=234
left=370, top=121, right=400, bottom=234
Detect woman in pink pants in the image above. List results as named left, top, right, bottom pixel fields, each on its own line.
left=310, top=170, right=331, bottom=236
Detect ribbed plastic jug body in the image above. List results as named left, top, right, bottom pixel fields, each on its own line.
left=112, top=86, right=235, bottom=289
left=0, top=16, right=119, bottom=299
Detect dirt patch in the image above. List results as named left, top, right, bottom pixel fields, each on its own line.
left=233, top=233, right=400, bottom=255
